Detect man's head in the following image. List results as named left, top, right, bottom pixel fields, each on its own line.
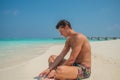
left=56, top=20, right=72, bottom=37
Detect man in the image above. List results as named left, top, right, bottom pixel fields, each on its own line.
left=39, top=20, right=91, bottom=80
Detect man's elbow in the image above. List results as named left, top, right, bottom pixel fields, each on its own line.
left=69, top=58, right=75, bottom=65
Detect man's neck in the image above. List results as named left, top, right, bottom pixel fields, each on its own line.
left=68, top=29, right=76, bottom=37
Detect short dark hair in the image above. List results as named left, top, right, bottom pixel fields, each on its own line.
left=56, top=19, right=72, bottom=29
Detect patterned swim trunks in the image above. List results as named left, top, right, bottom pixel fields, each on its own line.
left=73, top=63, right=91, bottom=80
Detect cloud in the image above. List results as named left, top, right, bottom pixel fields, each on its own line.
left=3, top=9, right=19, bottom=16
left=13, top=10, right=19, bottom=16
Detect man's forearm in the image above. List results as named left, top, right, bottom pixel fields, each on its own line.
left=63, top=58, right=75, bottom=66
left=48, top=55, right=64, bottom=70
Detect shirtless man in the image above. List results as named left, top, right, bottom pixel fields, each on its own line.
left=39, top=20, right=91, bottom=80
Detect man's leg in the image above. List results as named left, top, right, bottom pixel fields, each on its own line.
left=47, top=55, right=66, bottom=79
left=55, top=66, right=78, bottom=80
left=46, top=55, right=57, bottom=78
left=47, top=55, right=78, bottom=80
left=48, top=55, right=57, bottom=67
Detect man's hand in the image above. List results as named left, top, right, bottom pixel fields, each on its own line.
left=47, top=70, right=56, bottom=78
left=39, top=69, right=51, bottom=78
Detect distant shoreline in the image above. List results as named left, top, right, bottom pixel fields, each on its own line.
left=0, top=36, right=120, bottom=41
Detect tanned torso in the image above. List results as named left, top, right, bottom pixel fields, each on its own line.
left=67, top=33, right=91, bottom=67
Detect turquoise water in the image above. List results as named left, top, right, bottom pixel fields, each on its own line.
left=0, top=39, right=66, bottom=46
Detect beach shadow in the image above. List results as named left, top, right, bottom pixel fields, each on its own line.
left=34, top=76, right=41, bottom=80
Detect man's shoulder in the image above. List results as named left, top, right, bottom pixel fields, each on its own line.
left=67, top=33, right=87, bottom=42
left=75, top=33, right=87, bottom=40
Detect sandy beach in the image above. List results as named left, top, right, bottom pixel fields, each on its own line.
left=0, top=39, right=120, bottom=80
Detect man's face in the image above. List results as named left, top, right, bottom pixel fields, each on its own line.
left=58, top=27, right=68, bottom=38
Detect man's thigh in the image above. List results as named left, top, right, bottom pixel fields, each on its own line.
left=55, top=66, right=78, bottom=79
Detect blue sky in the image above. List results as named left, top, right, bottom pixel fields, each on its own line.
left=0, top=0, right=120, bottom=39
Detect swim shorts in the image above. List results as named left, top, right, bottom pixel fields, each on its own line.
left=73, top=63, right=91, bottom=80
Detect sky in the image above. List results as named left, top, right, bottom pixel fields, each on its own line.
left=0, top=0, right=120, bottom=39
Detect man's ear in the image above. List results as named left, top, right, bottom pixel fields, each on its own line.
left=65, top=25, right=69, bottom=29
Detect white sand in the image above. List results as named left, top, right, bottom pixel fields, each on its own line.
left=0, top=40, right=120, bottom=80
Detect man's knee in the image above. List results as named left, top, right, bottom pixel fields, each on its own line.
left=55, top=66, right=66, bottom=79
left=48, top=55, right=57, bottom=63
left=55, top=66, right=78, bottom=79
left=56, top=66, right=64, bottom=73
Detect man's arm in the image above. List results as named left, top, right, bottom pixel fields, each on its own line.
left=48, top=38, right=70, bottom=70
left=63, top=36, right=84, bottom=66
left=39, top=39, right=70, bottom=77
